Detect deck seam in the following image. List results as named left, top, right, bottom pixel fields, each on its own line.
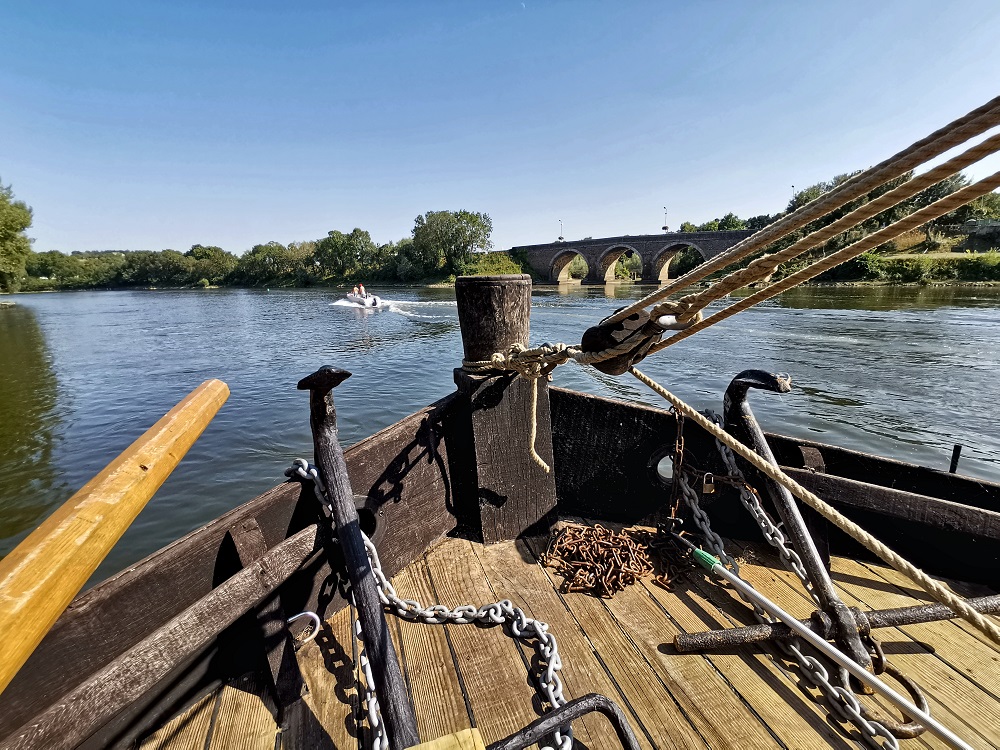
left=201, top=686, right=223, bottom=750
left=524, top=535, right=711, bottom=750
left=637, top=572, right=792, bottom=750
left=734, top=540, right=996, bottom=748
left=423, top=551, right=479, bottom=733
left=520, top=537, right=661, bottom=750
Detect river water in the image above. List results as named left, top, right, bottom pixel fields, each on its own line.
left=2, top=284, right=998, bottom=584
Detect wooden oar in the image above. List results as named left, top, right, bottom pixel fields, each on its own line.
left=0, top=379, right=229, bottom=695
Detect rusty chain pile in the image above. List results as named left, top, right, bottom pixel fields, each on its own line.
left=543, top=522, right=693, bottom=598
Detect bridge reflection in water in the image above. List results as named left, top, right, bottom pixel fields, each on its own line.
left=512, top=230, right=753, bottom=284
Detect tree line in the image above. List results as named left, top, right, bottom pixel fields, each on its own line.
left=0, top=187, right=498, bottom=292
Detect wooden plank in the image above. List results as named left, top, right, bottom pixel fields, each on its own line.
left=766, top=433, right=1000, bottom=509
left=388, top=561, right=472, bottom=742
left=827, top=558, right=1000, bottom=700
left=783, top=467, right=1000, bottom=539
left=0, top=379, right=229, bottom=695
left=209, top=672, right=279, bottom=750
left=292, top=605, right=360, bottom=750
left=596, top=568, right=783, bottom=748
left=137, top=690, right=218, bottom=750
left=850, top=559, right=1000, bottom=654
left=731, top=541, right=998, bottom=748
left=0, top=525, right=319, bottom=750
left=522, top=535, right=708, bottom=749
left=0, top=396, right=459, bottom=741
left=476, top=538, right=656, bottom=750
left=423, top=537, right=542, bottom=745
left=410, top=728, right=486, bottom=750
left=548, top=389, right=686, bottom=524
left=637, top=569, right=857, bottom=748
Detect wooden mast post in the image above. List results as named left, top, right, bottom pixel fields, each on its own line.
left=454, top=275, right=557, bottom=544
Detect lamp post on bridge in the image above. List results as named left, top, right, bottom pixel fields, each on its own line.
left=558, top=220, right=564, bottom=242
left=662, top=207, right=669, bottom=233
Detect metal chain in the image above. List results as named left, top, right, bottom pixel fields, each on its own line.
left=286, top=459, right=573, bottom=750
left=671, top=430, right=898, bottom=749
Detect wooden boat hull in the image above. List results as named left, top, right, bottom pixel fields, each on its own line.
left=1, top=387, right=997, bottom=748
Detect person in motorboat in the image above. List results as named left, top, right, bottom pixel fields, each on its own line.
left=353, top=284, right=360, bottom=296
left=358, top=283, right=367, bottom=298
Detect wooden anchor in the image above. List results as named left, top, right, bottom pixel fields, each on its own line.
left=298, top=366, right=420, bottom=749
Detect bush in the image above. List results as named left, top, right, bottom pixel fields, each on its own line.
left=465, top=251, right=524, bottom=276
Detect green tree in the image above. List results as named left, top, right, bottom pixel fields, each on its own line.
left=412, top=210, right=493, bottom=275
left=0, top=182, right=34, bottom=292
left=745, top=214, right=777, bottom=231
left=184, top=245, right=238, bottom=285
left=678, top=221, right=698, bottom=233
left=718, top=212, right=746, bottom=230
left=315, top=229, right=375, bottom=278
left=395, top=237, right=437, bottom=281
left=231, top=242, right=298, bottom=286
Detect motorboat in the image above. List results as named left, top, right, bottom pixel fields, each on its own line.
left=346, top=293, right=383, bottom=308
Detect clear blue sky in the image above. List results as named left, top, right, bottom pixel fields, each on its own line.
left=3, top=1, right=999, bottom=254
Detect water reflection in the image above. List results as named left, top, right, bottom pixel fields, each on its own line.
left=0, top=306, right=66, bottom=557
left=774, top=285, right=1000, bottom=311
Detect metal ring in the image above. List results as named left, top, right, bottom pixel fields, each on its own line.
left=858, top=662, right=929, bottom=739
left=287, top=611, right=322, bottom=644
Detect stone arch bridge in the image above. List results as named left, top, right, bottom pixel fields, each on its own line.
left=511, top=231, right=754, bottom=284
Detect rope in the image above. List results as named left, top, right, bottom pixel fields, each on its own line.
left=603, top=96, right=1000, bottom=326
left=665, top=130, right=1000, bottom=320
left=627, top=366, right=1000, bottom=645
left=649, top=168, right=1000, bottom=353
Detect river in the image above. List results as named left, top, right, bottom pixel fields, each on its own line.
left=2, top=284, right=998, bottom=584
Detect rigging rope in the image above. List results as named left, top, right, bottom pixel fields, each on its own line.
left=603, top=95, right=1000, bottom=326
left=649, top=168, right=1000, bottom=352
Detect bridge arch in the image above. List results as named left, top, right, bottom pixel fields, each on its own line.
left=650, top=242, right=707, bottom=282
left=550, top=249, right=587, bottom=283
left=596, top=244, right=640, bottom=283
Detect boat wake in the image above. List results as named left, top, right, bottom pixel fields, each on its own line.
left=383, top=299, right=457, bottom=321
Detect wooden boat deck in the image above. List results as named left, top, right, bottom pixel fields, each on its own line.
left=137, top=530, right=1000, bottom=750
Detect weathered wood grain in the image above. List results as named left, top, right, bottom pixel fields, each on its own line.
left=0, top=526, right=318, bottom=750
left=293, top=604, right=361, bottom=750
left=388, top=562, right=472, bottom=742
left=473, top=538, right=648, bottom=750
left=423, top=538, right=541, bottom=745
left=521, top=534, right=708, bottom=749
left=454, top=275, right=557, bottom=544
left=0, top=380, right=229, bottom=695
left=637, top=562, right=856, bottom=748
left=208, top=673, right=278, bottom=750
left=136, top=690, right=218, bottom=750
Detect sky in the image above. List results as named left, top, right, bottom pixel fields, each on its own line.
left=3, top=1, right=1000, bottom=255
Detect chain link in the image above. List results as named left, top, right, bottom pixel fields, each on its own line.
left=671, top=422, right=898, bottom=749
left=287, top=459, right=573, bottom=750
